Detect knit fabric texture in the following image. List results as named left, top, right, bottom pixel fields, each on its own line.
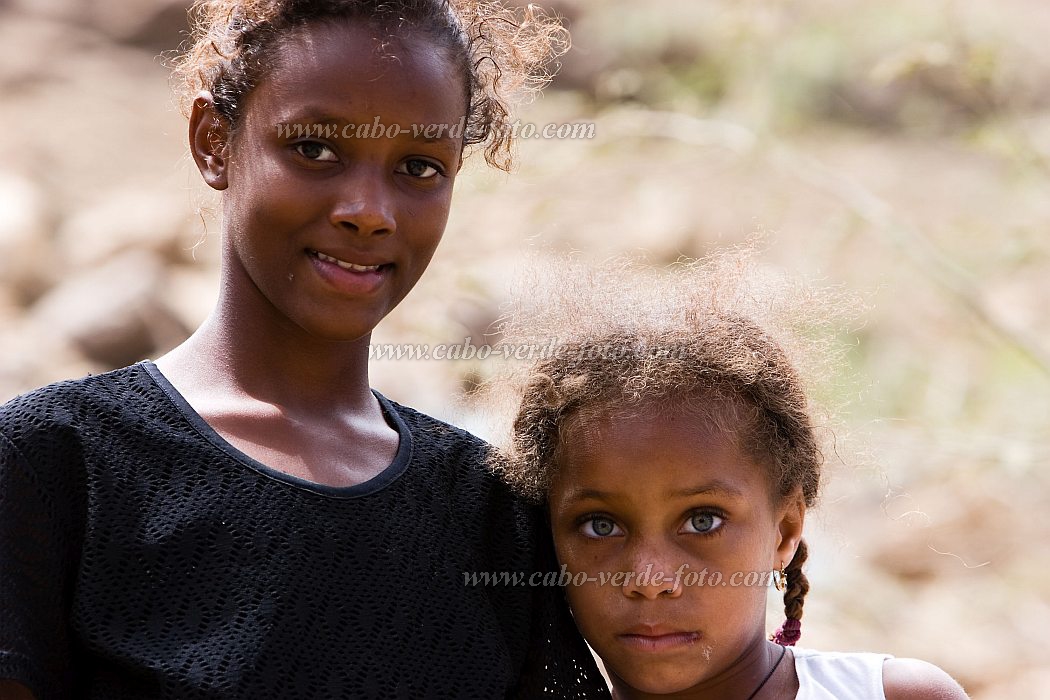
left=0, top=362, right=609, bottom=699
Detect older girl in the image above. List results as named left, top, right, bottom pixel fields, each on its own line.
left=0, top=1, right=608, bottom=697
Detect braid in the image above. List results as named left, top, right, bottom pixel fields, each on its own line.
left=783, top=538, right=810, bottom=620
left=771, top=539, right=809, bottom=646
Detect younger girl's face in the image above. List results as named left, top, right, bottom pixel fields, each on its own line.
left=193, top=20, right=466, bottom=342
left=548, top=406, right=803, bottom=697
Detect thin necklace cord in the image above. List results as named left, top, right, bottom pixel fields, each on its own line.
left=745, top=644, right=787, bottom=700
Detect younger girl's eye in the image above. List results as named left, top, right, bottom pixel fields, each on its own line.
left=682, top=511, right=724, bottom=535
left=295, top=142, right=338, bottom=162
left=397, top=158, right=442, bottom=179
left=580, top=515, right=623, bottom=538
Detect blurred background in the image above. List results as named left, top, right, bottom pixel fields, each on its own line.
left=1, top=0, right=1048, bottom=696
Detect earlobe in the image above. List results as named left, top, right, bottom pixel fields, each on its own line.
left=189, top=91, right=230, bottom=191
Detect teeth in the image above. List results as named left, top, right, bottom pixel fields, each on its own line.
left=314, top=251, right=381, bottom=272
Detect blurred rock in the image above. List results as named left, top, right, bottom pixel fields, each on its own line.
left=0, top=316, right=99, bottom=403
left=0, top=287, right=20, bottom=319
left=85, top=0, right=189, bottom=52
left=56, top=188, right=194, bottom=268
left=6, top=0, right=188, bottom=52
left=867, top=482, right=1010, bottom=583
left=29, top=250, right=188, bottom=367
left=4, top=0, right=85, bottom=24
left=981, top=665, right=1050, bottom=700
left=0, top=170, right=57, bottom=304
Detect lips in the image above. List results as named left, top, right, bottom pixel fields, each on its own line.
left=306, top=248, right=392, bottom=295
left=307, top=248, right=390, bottom=272
left=617, top=624, right=702, bottom=652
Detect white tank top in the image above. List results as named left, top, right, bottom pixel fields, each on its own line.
left=792, top=647, right=892, bottom=699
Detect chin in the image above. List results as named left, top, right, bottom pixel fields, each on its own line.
left=284, top=299, right=394, bottom=344
left=610, top=662, right=705, bottom=696
left=293, top=314, right=383, bottom=345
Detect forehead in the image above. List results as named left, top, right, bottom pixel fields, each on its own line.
left=553, top=405, right=771, bottom=503
left=246, top=19, right=467, bottom=127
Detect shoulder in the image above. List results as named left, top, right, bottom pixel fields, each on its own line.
left=0, top=363, right=160, bottom=459
left=381, top=397, right=488, bottom=445
left=381, top=396, right=524, bottom=503
left=1, top=363, right=154, bottom=422
left=379, top=396, right=493, bottom=470
left=882, top=658, right=969, bottom=700
left=380, top=397, right=541, bottom=550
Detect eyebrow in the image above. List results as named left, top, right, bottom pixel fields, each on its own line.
left=564, top=480, right=746, bottom=504
left=415, top=133, right=458, bottom=145
left=277, top=109, right=348, bottom=125
left=669, top=481, right=747, bottom=499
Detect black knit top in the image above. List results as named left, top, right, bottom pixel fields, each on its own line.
left=0, top=362, right=609, bottom=699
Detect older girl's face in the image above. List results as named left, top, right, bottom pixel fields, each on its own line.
left=548, top=407, right=804, bottom=697
left=192, top=20, right=466, bottom=342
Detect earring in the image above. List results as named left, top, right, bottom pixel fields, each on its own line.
left=773, top=563, right=787, bottom=592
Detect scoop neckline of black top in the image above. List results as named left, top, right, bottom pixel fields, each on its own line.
left=140, top=359, right=414, bottom=499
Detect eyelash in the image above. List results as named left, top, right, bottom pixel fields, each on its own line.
left=577, top=513, right=623, bottom=538
left=681, top=509, right=727, bottom=537
left=396, top=158, right=445, bottom=179
left=293, top=141, right=337, bottom=162
left=292, top=144, right=445, bottom=180
left=575, top=509, right=727, bottom=539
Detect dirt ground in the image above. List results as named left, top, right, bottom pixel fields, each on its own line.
left=1, top=1, right=1048, bottom=697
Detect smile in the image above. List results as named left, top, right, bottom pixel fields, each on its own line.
left=308, top=249, right=386, bottom=272
left=306, top=248, right=391, bottom=296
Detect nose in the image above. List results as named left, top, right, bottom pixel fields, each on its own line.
left=621, top=539, right=685, bottom=600
left=329, top=165, right=396, bottom=236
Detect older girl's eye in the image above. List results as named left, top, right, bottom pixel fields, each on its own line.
left=682, top=511, right=724, bottom=535
left=397, top=158, right=442, bottom=179
left=581, top=515, right=623, bottom=538
left=295, top=142, right=338, bottom=162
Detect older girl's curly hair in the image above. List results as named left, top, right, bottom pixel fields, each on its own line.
left=488, top=251, right=851, bottom=641
left=170, top=0, right=569, bottom=170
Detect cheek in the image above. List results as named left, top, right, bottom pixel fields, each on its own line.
left=551, top=537, right=618, bottom=630
left=408, top=192, right=452, bottom=242
left=563, top=578, right=618, bottom=646
left=550, top=530, right=575, bottom=568
left=552, top=534, right=609, bottom=581
left=225, top=170, right=310, bottom=238
left=407, top=227, right=445, bottom=270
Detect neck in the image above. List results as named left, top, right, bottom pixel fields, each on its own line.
left=160, top=282, right=375, bottom=415
left=610, top=635, right=788, bottom=700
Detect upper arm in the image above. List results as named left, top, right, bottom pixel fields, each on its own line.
left=882, top=658, right=969, bottom=700
left=0, top=424, right=81, bottom=697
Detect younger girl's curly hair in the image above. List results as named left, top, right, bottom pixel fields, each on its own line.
left=488, top=252, right=849, bottom=643
left=170, top=0, right=569, bottom=170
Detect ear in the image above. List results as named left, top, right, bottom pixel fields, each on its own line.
left=773, top=487, right=806, bottom=568
left=189, top=91, right=231, bottom=191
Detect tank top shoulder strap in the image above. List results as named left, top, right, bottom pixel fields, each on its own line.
left=792, top=647, right=892, bottom=700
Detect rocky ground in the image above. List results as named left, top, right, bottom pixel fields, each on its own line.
left=1, top=1, right=1048, bottom=696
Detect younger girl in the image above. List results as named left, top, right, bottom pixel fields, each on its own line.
left=494, top=260, right=970, bottom=699
left=0, top=1, right=609, bottom=698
